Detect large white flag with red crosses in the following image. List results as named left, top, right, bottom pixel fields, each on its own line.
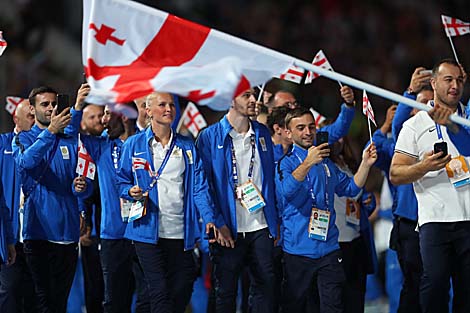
left=305, top=50, right=334, bottom=84
left=180, top=102, right=207, bottom=138
left=441, top=15, right=470, bottom=37
left=76, top=136, right=96, bottom=180
left=0, top=31, right=7, bottom=56
left=82, top=0, right=293, bottom=111
left=5, top=96, right=25, bottom=116
left=362, top=90, right=377, bottom=127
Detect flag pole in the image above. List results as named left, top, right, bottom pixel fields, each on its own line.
left=209, top=27, right=470, bottom=127
left=257, top=83, right=265, bottom=102
left=447, top=35, right=460, bottom=63
left=367, top=116, right=373, bottom=143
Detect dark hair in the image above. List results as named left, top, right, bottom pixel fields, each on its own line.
left=28, top=86, right=57, bottom=107
left=432, top=58, right=460, bottom=77
left=266, top=107, right=289, bottom=135
left=285, top=107, right=313, bottom=129
left=420, top=84, right=433, bottom=92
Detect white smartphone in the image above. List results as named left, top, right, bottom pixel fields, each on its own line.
left=420, top=69, right=432, bottom=75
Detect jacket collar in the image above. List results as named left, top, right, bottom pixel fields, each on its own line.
left=291, top=143, right=308, bottom=159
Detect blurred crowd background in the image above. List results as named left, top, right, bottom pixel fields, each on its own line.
left=1, top=0, right=470, bottom=169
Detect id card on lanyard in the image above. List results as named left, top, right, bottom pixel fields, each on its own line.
left=432, top=102, right=470, bottom=188
left=129, top=135, right=177, bottom=221
left=295, top=150, right=331, bottom=241
left=231, top=134, right=265, bottom=213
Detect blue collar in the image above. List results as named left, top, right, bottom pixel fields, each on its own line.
left=291, top=144, right=308, bottom=159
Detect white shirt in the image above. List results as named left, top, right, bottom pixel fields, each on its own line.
left=334, top=166, right=361, bottom=242
left=230, top=126, right=267, bottom=232
left=395, top=105, right=470, bottom=226
left=150, top=132, right=185, bottom=239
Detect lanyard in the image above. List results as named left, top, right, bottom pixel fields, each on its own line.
left=230, top=133, right=256, bottom=195
left=146, top=135, right=176, bottom=191
left=431, top=101, right=463, bottom=141
left=294, top=149, right=330, bottom=211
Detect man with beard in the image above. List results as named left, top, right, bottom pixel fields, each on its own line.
left=197, top=88, right=278, bottom=313
left=12, top=85, right=90, bottom=313
left=80, top=103, right=150, bottom=313
left=391, top=59, right=470, bottom=312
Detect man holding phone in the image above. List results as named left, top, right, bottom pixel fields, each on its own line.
left=275, top=108, right=377, bottom=313
left=391, top=59, right=470, bottom=313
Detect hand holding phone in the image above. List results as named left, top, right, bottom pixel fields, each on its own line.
left=316, top=131, right=329, bottom=146
left=434, top=141, right=448, bottom=158
left=205, top=227, right=216, bottom=241
left=57, top=94, right=71, bottom=114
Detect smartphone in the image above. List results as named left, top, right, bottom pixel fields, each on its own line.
left=434, top=141, right=448, bottom=158
left=316, top=131, right=329, bottom=146
left=205, top=227, right=216, bottom=240
left=57, top=94, right=70, bottom=114
left=420, top=69, right=432, bottom=75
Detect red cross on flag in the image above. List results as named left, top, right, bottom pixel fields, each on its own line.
left=275, top=65, right=305, bottom=84
left=362, top=90, right=377, bottom=127
left=82, top=0, right=293, bottom=111
left=5, top=96, right=25, bottom=116
left=181, top=102, right=207, bottom=137
left=0, top=31, right=7, bottom=56
left=76, top=137, right=96, bottom=180
left=305, top=50, right=334, bottom=84
left=309, top=108, right=326, bottom=127
left=441, top=15, right=470, bottom=37
left=132, top=157, right=154, bottom=176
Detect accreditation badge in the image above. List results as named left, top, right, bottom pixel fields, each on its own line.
left=345, top=198, right=361, bottom=226
left=120, top=198, right=132, bottom=222
left=308, top=208, right=330, bottom=241
left=237, top=180, right=265, bottom=214
left=445, top=155, right=470, bottom=188
left=128, top=194, right=148, bottom=222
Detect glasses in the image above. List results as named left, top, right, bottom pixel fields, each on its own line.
left=284, top=101, right=299, bottom=109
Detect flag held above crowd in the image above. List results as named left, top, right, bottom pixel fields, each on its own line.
left=177, top=102, right=207, bottom=138
left=441, top=15, right=470, bottom=37
left=82, top=0, right=293, bottom=110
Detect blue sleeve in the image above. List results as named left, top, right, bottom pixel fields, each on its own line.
left=372, top=129, right=395, bottom=159
left=192, top=144, right=216, bottom=225
left=319, top=104, right=355, bottom=144
left=333, top=166, right=361, bottom=198
left=196, top=129, right=225, bottom=228
left=0, top=155, right=14, bottom=246
left=80, top=134, right=105, bottom=161
left=12, top=129, right=57, bottom=171
left=448, top=125, right=470, bottom=156
left=64, top=108, right=83, bottom=136
left=392, top=92, right=415, bottom=141
left=116, top=140, right=135, bottom=201
left=276, top=157, right=311, bottom=207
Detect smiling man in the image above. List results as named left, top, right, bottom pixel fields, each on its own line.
left=391, top=59, right=470, bottom=313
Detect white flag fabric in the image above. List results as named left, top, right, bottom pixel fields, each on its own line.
left=76, top=138, right=96, bottom=180
left=275, top=65, right=305, bottom=84
left=5, top=96, right=25, bottom=116
left=0, top=31, right=7, bottom=56
left=441, top=15, right=470, bottom=37
left=181, top=102, right=207, bottom=137
left=309, top=108, right=326, bottom=127
left=82, top=0, right=293, bottom=111
left=362, top=90, right=377, bottom=127
left=132, top=157, right=154, bottom=176
left=305, top=50, right=334, bottom=84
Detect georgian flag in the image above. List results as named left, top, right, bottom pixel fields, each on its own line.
left=305, top=50, right=334, bottom=84
left=132, top=157, right=154, bottom=176
left=0, top=31, right=7, bottom=56
left=180, top=102, right=207, bottom=137
left=362, top=90, right=377, bottom=127
left=441, top=15, right=470, bottom=37
left=82, top=0, right=293, bottom=111
left=5, top=96, right=25, bottom=116
left=76, top=137, right=96, bottom=180
left=275, top=65, right=305, bottom=84
left=309, top=108, right=326, bottom=127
